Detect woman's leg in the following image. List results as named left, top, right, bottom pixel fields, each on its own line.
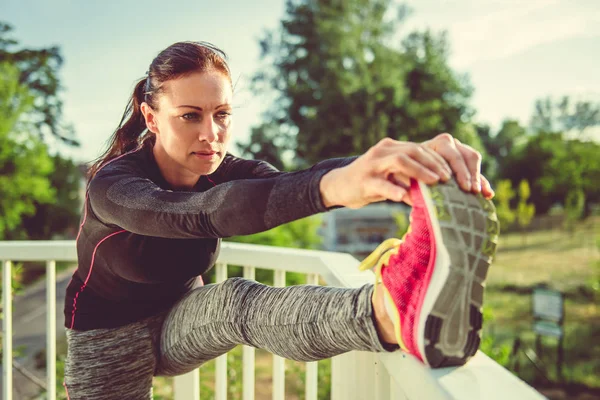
left=63, top=318, right=158, bottom=400
left=156, top=278, right=396, bottom=376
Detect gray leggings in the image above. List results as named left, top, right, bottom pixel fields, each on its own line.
left=63, top=278, right=393, bottom=399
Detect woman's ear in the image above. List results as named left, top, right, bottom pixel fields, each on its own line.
left=141, top=102, right=159, bottom=134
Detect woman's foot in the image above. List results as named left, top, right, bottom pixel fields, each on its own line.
left=361, top=178, right=499, bottom=367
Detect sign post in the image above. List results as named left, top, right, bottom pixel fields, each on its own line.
left=532, top=285, right=565, bottom=381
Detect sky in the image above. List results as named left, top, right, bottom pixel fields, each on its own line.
left=2, top=0, right=599, bottom=162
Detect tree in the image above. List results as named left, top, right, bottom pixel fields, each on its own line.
left=0, top=62, right=55, bottom=240
left=237, top=122, right=295, bottom=171
left=243, top=1, right=476, bottom=167
left=530, top=95, right=600, bottom=136
left=516, top=180, right=535, bottom=243
left=494, top=180, right=516, bottom=231
left=0, top=22, right=78, bottom=145
left=500, top=131, right=600, bottom=215
left=564, top=188, right=585, bottom=232
left=21, top=154, right=82, bottom=240
left=0, top=23, right=82, bottom=240
left=479, top=120, right=527, bottom=181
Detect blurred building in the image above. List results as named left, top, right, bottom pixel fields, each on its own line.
left=320, top=202, right=410, bottom=259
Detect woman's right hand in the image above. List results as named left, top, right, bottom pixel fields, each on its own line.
left=320, top=138, right=453, bottom=209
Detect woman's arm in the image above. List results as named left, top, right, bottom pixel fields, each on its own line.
left=89, top=133, right=492, bottom=240
left=88, top=163, right=332, bottom=239
left=210, top=153, right=358, bottom=181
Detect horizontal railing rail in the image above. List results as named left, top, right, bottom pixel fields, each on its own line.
left=0, top=241, right=546, bottom=400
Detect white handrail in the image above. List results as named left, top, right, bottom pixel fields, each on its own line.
left=0, top=241, right=546, bottom=400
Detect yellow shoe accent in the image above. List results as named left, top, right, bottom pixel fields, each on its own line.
left=358, top=238, right=402, bottom=274
left=358, top=238, right=409, bottom=352
left=382, top=285, right=409, bottom=352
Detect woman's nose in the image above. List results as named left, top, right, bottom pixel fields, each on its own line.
left=198, top=117, right=218, bottom=142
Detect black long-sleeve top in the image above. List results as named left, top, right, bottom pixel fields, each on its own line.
left=64, top=142, right=355, bottom=330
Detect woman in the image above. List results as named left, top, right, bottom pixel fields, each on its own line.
left=63, top=41, right=497, bottom=399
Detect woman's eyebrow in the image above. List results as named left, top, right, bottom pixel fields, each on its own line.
left=176, top=104, right=232, bottom=110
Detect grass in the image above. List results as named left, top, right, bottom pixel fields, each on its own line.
left=481, top=216, right=600, bottom=399
left=488, top=217, right=599, bottom=290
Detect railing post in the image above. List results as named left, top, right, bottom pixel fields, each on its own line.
left=47, top=260, right=56, bottom=400
left=305, top=273, right=319, bottom=400
left=272, top=270, right=286, bottom=400
left=215, top=263, right=228, bottom=400
left=243, top=266, right=256, bottom=400
left=331, top=352, right=355, bottom=400
left=3, top=260, right=13, bottom=400
left=374, top=355, right=391, bottom=400
left=174, top=370, right=200, bottom=400
left=332, top=351, right=409, bottom=400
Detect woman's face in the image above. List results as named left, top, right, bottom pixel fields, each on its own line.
left=142, top=70, right=233, bottom=187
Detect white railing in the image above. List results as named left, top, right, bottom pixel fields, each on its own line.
left=0, top=241, right=546, bottom=400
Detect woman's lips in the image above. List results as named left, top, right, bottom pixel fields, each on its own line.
left=192, top=151, right=218, bottom=160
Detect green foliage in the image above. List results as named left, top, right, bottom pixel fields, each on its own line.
left=238, top=122, right=296, bottom=171
left=590, top=235, right=600, bottom=301
left=0, top=24, right=81, bottom=240
left=393, top=211, right=409, bottom=238
left=500, top=131, right=600, bottom=215
left=516, top=180, right=535, bottom=230
left=21, top=154, right=82, bottom=239
left=494, top=180, right=516, bottom=230
left=205, top=216, right=323, bottom=286
left=478, top=120, right=527, bottom=181
left=244, top=0, right=475, bottom=167
left=564, top=188, right=585, bottom=231
left=0, top=22, right=78, bottom=145
left=0, top=62, right=56, bottom=240
left=229, top=215, right=323, bottom=250
left=479, top=305, right=513, bottom=367
left=530, top=95, right=600, bottom=135
left=480, top=334, right=512, bottom=368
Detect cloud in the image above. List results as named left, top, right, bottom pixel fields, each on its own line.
left=404, top=0, right=600, bottom=68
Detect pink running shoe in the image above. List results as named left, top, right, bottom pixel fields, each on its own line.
left=359, top=178, right=499, bottom=367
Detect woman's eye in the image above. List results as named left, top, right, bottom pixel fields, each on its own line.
left=182, top=113, right=200, bottom=121
left=216, top=111, right=231, bottom=120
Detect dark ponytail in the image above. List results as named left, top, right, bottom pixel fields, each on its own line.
left=88, top=78, right=151, bottom=179
left=88, top=41, right=231, bottom=181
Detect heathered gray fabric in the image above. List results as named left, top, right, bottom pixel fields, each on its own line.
left=65, top=143, right=357, bottom=331
left=63, top=278, right=392, bottom=399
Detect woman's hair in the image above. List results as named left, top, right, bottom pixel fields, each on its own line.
left=88, top=41, right=231, bottom=180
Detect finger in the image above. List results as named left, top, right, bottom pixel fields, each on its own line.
left=368, top=177, right=408, bottom=203
left=389, top=172, right=410, bottom=189
left=481, top=175, right=495, bottom=199
left=455, top=140, right=482, bottom=193
left=408, top=145, right=450, bottom=181
left=421, top=145, right=452, bottom=181
left=430, top=142, right=471, bottom=191
left=379, top=153, right=440, bottom=185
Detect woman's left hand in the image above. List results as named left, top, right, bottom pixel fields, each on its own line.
left=421, top=133, right=495, bottom=200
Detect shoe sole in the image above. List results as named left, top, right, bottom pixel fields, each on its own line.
left=416, top=178, right=499, bottom=368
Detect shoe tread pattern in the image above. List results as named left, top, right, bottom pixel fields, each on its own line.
left=425, top=178, right=499, bottom=368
